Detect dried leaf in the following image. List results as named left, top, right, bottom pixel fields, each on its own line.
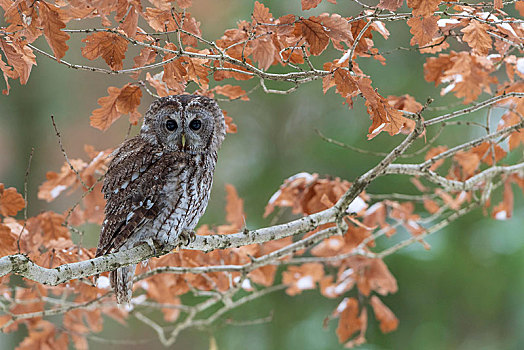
left=302, top=0, right=322, bottom=10
left=282, top=263, right=324, bottom=295
left=214, top=85, right=249, bottom=101
left=407, top=0, right=440, bottom=17
left=425, top=145, right=448, bottom=171
left=370, top=296, right=399, bottom=333
left=408, top=15, right=439, bottom=47
left=0, top=38, right=36, bottom=85
left=81, top=32, right=128, bottom=71
left=116, top=83, right=142, bottom=124
left=498, top=112, right=524, bottom=150
left=357, top=78, right=410, bottom=139
left=471, top=142, right=506, bottom=166
left=335, top=298, right=362, bottom=343
left=119, top=5, right=139, bottom=38
left=252, top=1, right=272, bottom=23
left=423, top=198, right=440, bottom=214
left=39, top=2, right=70, bottom=61
left=0, top=184, right=25, bottom=216
left=17, top=320, right=69, bottom=350
left=89, top=86, right=121, bottom=131
left=0, top=224, right=17, bottom=256
left=492, top=179, right=514, bottom=220
left=318, top=13, right=353, bottom=47
left=378, top=0, right=404, bottom=11
left=297, top=17, right=330, bottom=56
left=225, top=184, right=245, bottom=229
left=251, top=36, right=276, bottom=70
left=461, top=20, right=492, bottom=55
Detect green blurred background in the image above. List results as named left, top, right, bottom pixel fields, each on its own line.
left=1, top=1, right=523, bottom=349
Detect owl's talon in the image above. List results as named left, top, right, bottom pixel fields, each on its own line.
left=179, top=229, right=196, bottom=247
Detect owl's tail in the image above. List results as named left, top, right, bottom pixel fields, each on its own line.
left=110, top=264, right=136, bottom=305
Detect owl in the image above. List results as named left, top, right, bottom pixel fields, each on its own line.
left=96, top=94, right=226, bottom=304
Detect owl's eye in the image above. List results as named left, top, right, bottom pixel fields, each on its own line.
left=189, top=119, right=202, bottom=131
left=165, top=119, right=177, bottom=131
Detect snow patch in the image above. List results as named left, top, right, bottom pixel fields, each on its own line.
left=346, top=196, right=367, bottom=214
left=336, top=297, right=349, bottom=313
left=517, top=57, right=524, bottom=75
left=495, top=210, right=507, bottom=220
left=328, top=238, right=343, bottom=249
left=268, top=189, right=282, bottom=205
left=366, top=202, right=383, bottom=215
left=286, top=172, right=315, bottom=183
left=50, top=185, right=67, bottom=199
left=296, top=275, right=314, bottom=290
left=370, top=122, right=387, bottom=135
left=339, top=268, right=354, bottom=281
left=96, top=276, right=110, bottom=289
left=131, top=294, right=147, bottom=305
left=241, top=278, right=253, bottom=291
left=437, top=18, right=460, bottom=27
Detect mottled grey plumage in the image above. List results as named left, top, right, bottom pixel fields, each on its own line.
left=96, top=95, right=226, bottom=304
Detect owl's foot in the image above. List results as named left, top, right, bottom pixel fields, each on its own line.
left=143, top=237, right=158, bottom=256
left=179, top=228, right=196, bottom=247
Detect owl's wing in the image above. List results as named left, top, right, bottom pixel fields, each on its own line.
left=96, top=137, right=176, bottom=257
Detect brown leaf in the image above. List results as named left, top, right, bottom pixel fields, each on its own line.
left=356, top=78, right=410, bottom=139
left=251, top=36, right=276, bottom=70
left=89, top=86, right=121, bottom=131
left=17, top=320, right=69, bottom=350
left=225, top=184, right=245, bottom=229
left=407, top=0, right=440, bottom=17
left=81, top=32, right=128, bottom=71
left=252, top=1, right=273, bottom=23
left=471, top=142, right=506, bottom=166
left=323, top=61, right=359, bottom=100
left=492, top=179, right=514, bottom=220
left=214, top=85, right=249, bottom=101
left=0, top=224, right=17, bottom=257
left=419, top=35, right=450, bottom=54
left=297, top=17, right=330, bottom=56
left=319, top=13, right=353, bottom=47
left=132, top=47, right=157, bottom=73
left=461, top=20, right=492, bottom=55
left=223, top=110, right=238, bottom=134
left=146, top=72, right=169, bottom=97
left=182, top=48, right=211, bottom=88
left=119, top=5, right=138, bottom=38
left=425, top=145, right=448, bottom=171
left=39, top=2, right=70, bottom=61
left=370, top=295, right=399, bottom=333
left=408, top=15, right=439, bottom=46
left=335, top=298, right=363, bottom=343
left=378, top=0, right=404, bottom=11
left=352, top=257, right=398, bottom=296
left=282, top=263, right=324, bottom=296
left=498, top=112, right=524, bottom=150
left=302, top=0, right=322, bottom=10
left=116, top=83, right=142, bottom=124
left=423, top=198, right=440, bottom=214
left=517, top=1, right=524, bottom=16
left=0, top=38, right=36, bottom=85
left=38, top=159, right=87, bottom=201
left=28, top=211, right=70, bottom=242
left=0, top=184, right=25, bottom=217
left=424, top=53, right=453, bottom=85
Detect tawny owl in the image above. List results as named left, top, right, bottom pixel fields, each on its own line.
left=96, top=95, right=226, bottom=304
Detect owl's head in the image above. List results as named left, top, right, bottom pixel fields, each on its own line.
left=141, top=95, right=226, bottom=154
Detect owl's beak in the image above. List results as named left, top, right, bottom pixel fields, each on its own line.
left=181, top=133, right=186, bottom=148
